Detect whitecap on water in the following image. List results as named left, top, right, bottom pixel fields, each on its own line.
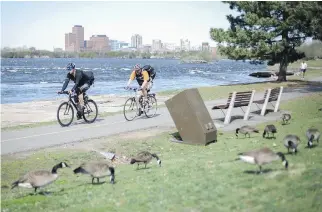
left=120, top=68, right=131, bottom=71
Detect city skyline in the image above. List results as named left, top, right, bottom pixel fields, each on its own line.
left=1, top=1, right=237, bottom=51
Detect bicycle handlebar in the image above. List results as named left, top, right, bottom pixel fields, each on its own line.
left=124, top=86, right=142, bottom=91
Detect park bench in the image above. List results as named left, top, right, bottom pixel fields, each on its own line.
left=212, top=90, right=255, bottom=124
left=253, top=86, right=283, bottom=116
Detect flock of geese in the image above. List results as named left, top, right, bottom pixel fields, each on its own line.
left=235, top=113, right=320, bottom=174
left=10, top=112, right=320, bottom=195
left=11, top=151, right=161, bottom=194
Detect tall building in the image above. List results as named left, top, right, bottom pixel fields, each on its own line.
left=72, top=25, right=84, bottom=51
left=180, top=39, right=191, bottom=51
left=86, top=35, right=110, bottom=52
left=131, top=34, right=142, bottom=48
left=65, top=32, right=76, bottom=52
left=152, top=39, right=162, bottom=52
left=109, top=40, right=120, bottom=51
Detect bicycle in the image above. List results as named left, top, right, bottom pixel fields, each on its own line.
left=123, top=87, right=158, bottom=121
left=57, top=91, right=98, bottom=127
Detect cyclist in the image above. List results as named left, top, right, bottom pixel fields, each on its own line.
left=126, top=64, right=156, bottom=115
left=58, top=63, right=95, bottom=119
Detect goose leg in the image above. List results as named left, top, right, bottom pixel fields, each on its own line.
left=258, top=166, right=262, bottom=174
left=34, top=187, right=37, bottom=193
left=92, top=178, right=95, bottom=184
left=145, top=163, right=147, bottom=169
left=97, top=178, right=99, bottom=183
left=137, top=164, right=139, bottom=170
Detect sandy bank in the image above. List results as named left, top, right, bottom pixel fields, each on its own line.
left=1, top=93, right=171, bottom=128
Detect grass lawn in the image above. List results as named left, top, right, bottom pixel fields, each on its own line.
left=1, top=92, right=322, bottom=212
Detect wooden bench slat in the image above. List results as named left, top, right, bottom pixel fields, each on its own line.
left=213, top=90, right=253, bottom=110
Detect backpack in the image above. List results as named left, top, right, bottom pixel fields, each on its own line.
left=142, top=65, right=155, bottom=77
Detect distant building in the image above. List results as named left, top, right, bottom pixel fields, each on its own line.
left=65, top=32, right=76, bottom=52
left=86, top=35, right=110, bottom=52
left=202, top=42, right=210, bottom=51
left=152, top=39, right=162, bottom=52
left=72, top=25, right=84, bottom=51
left=141, top=45, right=152, bottom=53
left=210, top=47, right=217, bottom=58
left=180, top=39, right=190, bottom=51
left=119, top=41, right=130, bottom=49
left=109, top=40, right=119, bottom=51
left=163, top=43, right=176, bottom=51
left=131, top=34, right=142, bottom=48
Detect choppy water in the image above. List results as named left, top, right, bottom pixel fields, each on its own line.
left=1, top=58, right=268, bottom=104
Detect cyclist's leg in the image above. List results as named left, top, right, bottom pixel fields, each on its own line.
left=77, top=83, right=90, bottom=116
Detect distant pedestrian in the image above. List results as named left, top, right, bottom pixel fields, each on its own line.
left=300, top=61, right=307, bottom=79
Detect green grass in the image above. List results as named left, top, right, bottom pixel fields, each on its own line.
left=289, top=59, right=322, bottom=68
left=2, top=93, right=322, bottom=212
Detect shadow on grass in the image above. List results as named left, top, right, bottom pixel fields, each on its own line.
left=243, top=169, right=273, bottom=175
left=214, top=115, right=246, bottom=123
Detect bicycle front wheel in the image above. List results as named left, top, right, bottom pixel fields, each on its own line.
left=123, top=97, right=138, bottom=121
left=57, top=102, right=74, bottom=127
left=83, top=99, right=98, bottom=123
left=144, top=96, right=157, bottom=118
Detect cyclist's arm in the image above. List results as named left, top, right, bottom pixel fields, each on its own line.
left=72, top=70, right=82, bottom=91
left=141, top=71, right=149, bottom=89
left=127, top=71, right=136, bottom=86
left=61, top=74, right=71, bottom=91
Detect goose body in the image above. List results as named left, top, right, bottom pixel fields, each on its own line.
left=130, top=151, right=161, bottom=169
left=11, top=162, right=69, bottom=193
left=281, top=113, right=291, bottom=124
left=73, top=161, right=115, bottom=184
left=263, top=124, right=277, bottom=138
left=283, top=134, right=301, bottom=154
left=236, top=125, right=259, bottom=138
left=238, top=147, right=288, bottom=173
left=306, top=128, right=320, bottom=148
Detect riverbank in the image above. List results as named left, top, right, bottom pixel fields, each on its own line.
left=2, top=76, right=322, bottom=130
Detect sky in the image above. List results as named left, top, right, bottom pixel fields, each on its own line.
left=1, top=0, right=237, bottom=51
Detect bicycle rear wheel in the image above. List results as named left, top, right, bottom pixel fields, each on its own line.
left=123, top=97, right=138, bottom=121
left=144, top=95, right=157, bottom=118
left=57, top=102, right=74, bottom=127
left=83, top=99, right=98, bottom=123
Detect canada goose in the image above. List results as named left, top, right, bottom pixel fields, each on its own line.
left=73, top=161, right=115, bottom=184
left=283, top=134, right=301, bottom=154
left=237, top=147, right=288, bottom=174
left=235, top=125, right=259, bottom=138
left=263, top=124, right=277, bottom=138
left=130, top=151, right=161, bottom=169
left=306, top=128, right=320, bottom=148
left=11, top=162, right=69, bottom=193
left=281, top=113, right=291, bottom=124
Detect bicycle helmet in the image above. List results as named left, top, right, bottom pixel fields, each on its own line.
left=133, top=64, right=141, bottom=72
left=66, top=63, right=76, bottom=71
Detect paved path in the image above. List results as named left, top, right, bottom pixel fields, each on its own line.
left=1, top=85, right=322, bottom=155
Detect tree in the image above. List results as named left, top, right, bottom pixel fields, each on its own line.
left=210, top=1, right=320, bottom=81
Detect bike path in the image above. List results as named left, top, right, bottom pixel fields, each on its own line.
left=0, top=88, right=315, bottom=155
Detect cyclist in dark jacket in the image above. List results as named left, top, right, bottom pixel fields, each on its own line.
left=58, top=63, right=95, bottom=119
